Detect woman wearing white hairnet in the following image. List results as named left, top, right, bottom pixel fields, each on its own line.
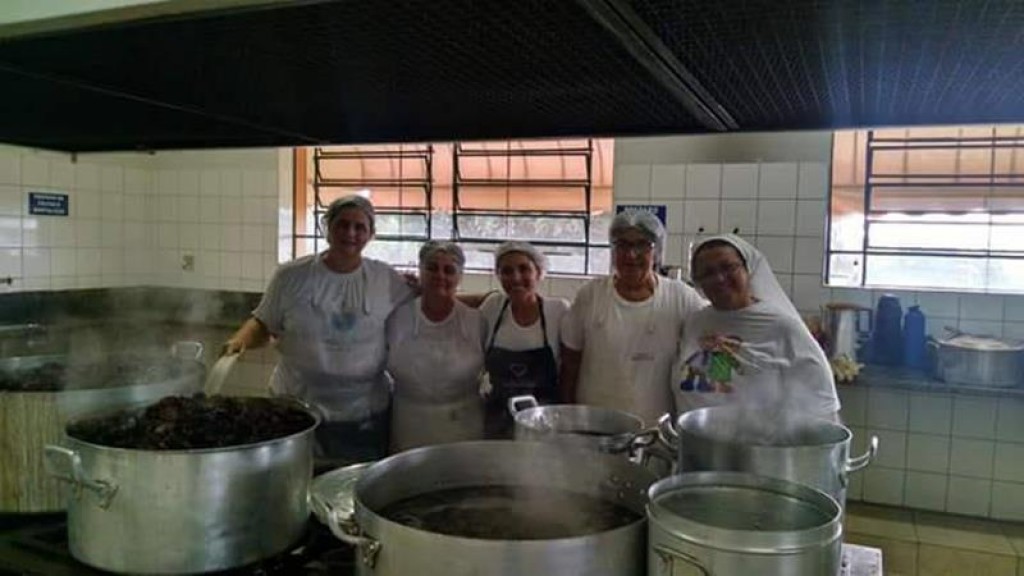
left=223, top=195, right=414, bottom=464
left=674, top=234, right=839, bottom=420
left=386, top=241, right=487, bottom=452
left=559, top=211, right=706, bottom=426
left=480, top=241, right=570, bottom=438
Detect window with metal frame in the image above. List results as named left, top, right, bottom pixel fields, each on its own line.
left=828, top=126, right=1024, bottom=293
left=293, top=139, right=614, bottom=275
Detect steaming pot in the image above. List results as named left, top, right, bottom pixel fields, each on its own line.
left=312, top=441, right=655, bottom=576
left=0, top=341, right=205, bottom=513
left=659, top=406, right=878, bottom=508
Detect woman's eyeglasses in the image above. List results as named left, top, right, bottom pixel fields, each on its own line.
left=612, top=240, right=654, bottom=256
left=693, top=261, right=744, bottom=283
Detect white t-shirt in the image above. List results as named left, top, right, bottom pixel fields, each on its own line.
left=561, top=276, right=707, bottom=426
left=479, top=292, right=569, bottom=363
left=253, top=255, right=413, bottom=420
left=672, top=300, right=841, bottom=421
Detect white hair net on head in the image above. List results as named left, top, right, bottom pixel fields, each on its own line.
left=494, top=241, right=547, bottom=276
left=418, top=240, right=466, bottom=273
left=322, top=194, right=376, bottom=233
left=609, top=209, right=666, bottom=265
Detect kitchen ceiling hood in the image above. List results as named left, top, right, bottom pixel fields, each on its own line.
left=0, top=0, right=1022, bottom=152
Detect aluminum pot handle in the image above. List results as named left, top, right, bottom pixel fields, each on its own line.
left=657, top=412, right=679, bottom=449
left=171, top=340, right=205, bottom=361
left=846, top=435, right=880, bottom=474
left=653, top=544, right=710, bottom=576
left=311, top=490, right=381, bottom=568
left=43, top=445, right=118, bottom=509
left=507, top=394, right=539, bottom=416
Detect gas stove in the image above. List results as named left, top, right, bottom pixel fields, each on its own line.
left=0, top=513, right=356, bottom=576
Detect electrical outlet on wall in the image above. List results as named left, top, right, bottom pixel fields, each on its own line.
left=181, top=253, right=195, bottom=272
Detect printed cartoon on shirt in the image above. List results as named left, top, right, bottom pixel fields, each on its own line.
left=679, top=333, right=744, bottom=393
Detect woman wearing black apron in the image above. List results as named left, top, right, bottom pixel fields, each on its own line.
left=480, top=242, right=569, bottom=438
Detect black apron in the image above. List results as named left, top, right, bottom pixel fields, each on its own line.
left=483, top=297, right=559, bottom=439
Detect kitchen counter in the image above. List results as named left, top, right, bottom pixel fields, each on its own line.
left=846, top=365, right=1024, bottom=399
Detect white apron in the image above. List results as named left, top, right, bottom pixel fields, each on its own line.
left=387, top=301, right=484, bottom=452
left=271, top=262, right=392, bottom=423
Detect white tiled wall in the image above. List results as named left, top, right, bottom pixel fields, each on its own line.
left=0, top=145, right=285, bottom=293
left=841, top=386, right=1024, bottom=521
left=150, top=149, right=283, bottom=292
left=0, top=144, right=154, bottom=291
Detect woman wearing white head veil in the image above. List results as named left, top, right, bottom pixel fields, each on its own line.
left=673, top=234, right=840, bottom=421
left=560, top=210, right=706, bottom=426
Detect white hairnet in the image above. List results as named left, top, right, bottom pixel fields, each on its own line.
left=419, top=240, right=466, bottom=273
left=323, top=194, right=376, bottom=233
left=610, top=209, right=666, bottom=265
left=691, top=234, right=800, bottom=319
left=494, top=241, right=547, bottom=276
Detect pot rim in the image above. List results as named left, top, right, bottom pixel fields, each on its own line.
left=513, top=404, right=645, bottom=433
left=647, top=471, right=842, bottom=549
left=62, top=398, right=321, bottom=454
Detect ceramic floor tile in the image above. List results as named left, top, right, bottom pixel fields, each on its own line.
left=844, top=503, right=918, bottom=541
left=843, top=534, right=917, bottom=576
left=915, top=512, right=1016, bottom=555
left=917, top=543, right=1017, bottom=576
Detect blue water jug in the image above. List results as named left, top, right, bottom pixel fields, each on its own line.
left=872, top=295, right=904, bottom=366
left=903, top=305, right=927, bottom=369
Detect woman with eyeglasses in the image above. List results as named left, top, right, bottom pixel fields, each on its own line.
left=559, top=211, right=706, bottom=426
left=386, top=241, right=487, bottom=452
left=222, top=195, right=415, bottom=464
left=674, top=234, right=839, bottom=421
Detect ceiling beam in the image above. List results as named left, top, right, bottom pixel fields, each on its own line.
left=577, top=0, right=738, bottom=132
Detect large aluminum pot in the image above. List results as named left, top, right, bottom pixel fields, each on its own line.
left=313, top=441, right=656, bottom=576
left=933, top=332, right=1024, bottom=387
left=648, top=472, right=843, bottom=575
left=660, top=406, right=878, bottom=508
left=43, top=398, right=319, bottom=575
left=0, top=342, right=205, bottom=513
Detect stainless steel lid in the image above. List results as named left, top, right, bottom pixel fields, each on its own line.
left=938, top=332, right=1024, bottom=352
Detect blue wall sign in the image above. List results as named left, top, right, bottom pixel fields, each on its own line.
left=28, top=192, right=69, bottom=216
left=615, top=203, right=667, bottom=226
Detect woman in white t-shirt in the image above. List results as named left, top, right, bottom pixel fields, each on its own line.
left=222, top=195, right=413, bottom=464
left=480, top=241, right=569, bottom=438
left=673, top=234, right=840, bottom=422
left=559, top=211, right=706, bottom=426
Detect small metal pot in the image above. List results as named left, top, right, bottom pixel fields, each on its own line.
left=648, top=472, right=843, bottom=575
left=933, top=332, right=1024, bottom=388
left=508, top=395, right=672, bottom=476
left=44, top=398, right=319, bottom=574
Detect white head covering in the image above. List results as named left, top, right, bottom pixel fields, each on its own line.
left=323, top=194, right=376, bottom=234
left=691, top=234, right=800, bottom=319
left=609, top=210, right=665, bottom=267
left=494, top=241, right=546, bottom=277
left=419, top=240, right=466, bottom=274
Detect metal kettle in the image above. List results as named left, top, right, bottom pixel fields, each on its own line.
left=822, top=303, right=873, bottom=360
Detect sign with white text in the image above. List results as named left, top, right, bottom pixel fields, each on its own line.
left=28, top=192, right=69, bottom=216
